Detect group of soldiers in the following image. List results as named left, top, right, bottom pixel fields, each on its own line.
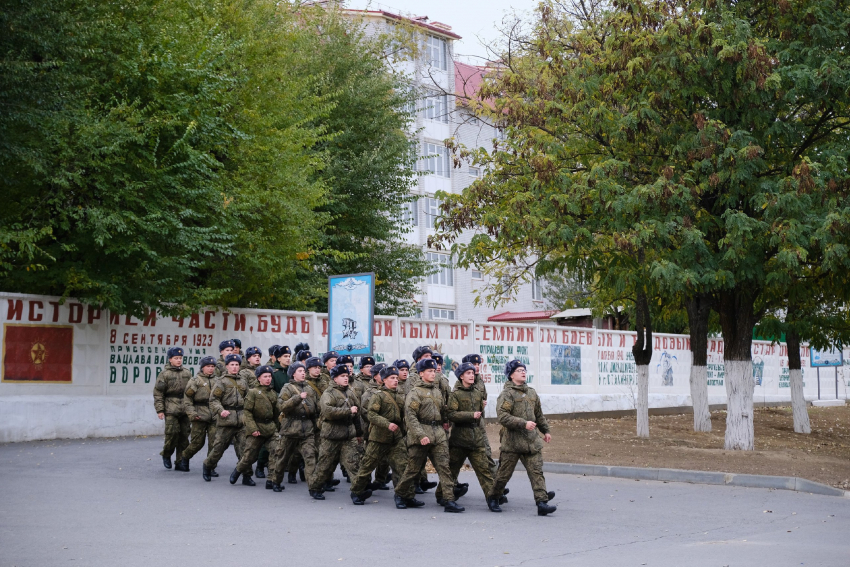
left=153, top=339, right=558, bottom=515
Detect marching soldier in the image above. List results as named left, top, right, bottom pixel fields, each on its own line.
left=320, top=351, right=338, bottom=392
left=266, top=345, right=280, bottom=366
left=215, top=340, right=236, bottom=378
left=489, top=360, right=556, bottom=516
left=202, top=354, right=248, bottom=481
left=431, top=353, right=451, bottom=404
left=351, top=355, right=374, bottom=399
left=232, top=339, right=242, bottom=356
left=458, top=353, right=499, bottom=484
left=181, top=356, right=218, bottom=475
left=268, top=358, right=320, bottom=492
left=271, top=345, right=291, bottom=392
left=308, top=364, right=362, bottom=500
left=349, top=365, right=408, bottom=504
left=393, top=358, right=463, bottom=512
left=394, top=359, right=412, bottom=395
left=229, top=365, right=279, bottom=487
left=153, top=346, right=192, bottom=471
left=408, top=347, right=440, bottom=493
left=240, top=346, right=263, bottom=389
left=294, top=343, right=312, bottom=364
left=338, top=354, right=354, bottom=374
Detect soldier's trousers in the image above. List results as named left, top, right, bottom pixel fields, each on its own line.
left=257, top=446, right=269, bottom=469
left=395, top=442, right=454, bottom=502
left=236, top=433, right=275, bottom=474
left=376, top=458, right=391, bottom=485
left=203, top=425, right=246, bottom=470
left=490, top=450, right=548, bottom=503
left=309, top=438, right=361, bottom=492
left=437, top=444, right=495, bottom=499
left=350, top=438, right=408, bottom=495
left=182, top=419, right=216, bottom=460
left=270, top=436, right=318, bottom=486
left=483, top=431, right=498, bottom=477
left=161, top=414, right=191, bottom=460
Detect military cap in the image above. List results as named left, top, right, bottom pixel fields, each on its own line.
left=219, top=339, right=235, bottom=352
left=295, top=349, right=312, bottom=362
left=330, top=364, right=351, bottom=379
left=380, top=365, right=400, bottom=380
left=359, top=355, right=376, bottom=369
left=232, top=339, right=242, bottom=348
left=244, top=346, right=262, bottom=358
left=416, top=358, right=438, bottom=373
left=432, top=353, right=444, bottom=365
left=255, top=365, right=275, bottom=377
left=304, top=356, right=322, bottom=370
left=322, top=351, right=339, bottom=364
left=268, top=345, right=280, bottom=356
left=505, top=359, right=527, bottom=378
left=200, top=356, right=216, bottom=368
left=338, top=354, right=354, bottom=365
left=371, top=362, right=387, bottom=377
left=294, top=342, right=310, bottom=355
left=274, top=345, right=291, bottom=358
left=412, top=346, right=433, bottom=362
left=167, top=347, right=184, bottom=359
left=393, top=359, right=410, bottom=370
left=287, top=361, right=306, bottom=378
left=455, top=362, right=476, bottom=378
left=462, top=354, right=482, bottom=364
left=225, top=353, right=242, bottom=365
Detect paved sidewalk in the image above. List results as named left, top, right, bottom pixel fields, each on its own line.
left=0, top=436, right=847, bottom=567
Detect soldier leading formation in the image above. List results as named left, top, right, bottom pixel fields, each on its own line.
left=154, top=342, right=557, bottom=516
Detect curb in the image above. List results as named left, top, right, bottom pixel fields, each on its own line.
left=506, top=461, right=848, bottom=498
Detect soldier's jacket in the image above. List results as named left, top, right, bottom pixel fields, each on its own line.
left=271, top=362, right=289, bottom=393
left=398, top=377, right=413, bottom=397
left=453, top=372, right=488, bottom=401
left=153, top=363, right=191, bottom=416
left=404, top=381, right=448, bottom=448
left=183, top=371, right=215, bottom=422
left=209, top=373, right=248, bottom=428
left=447, top=383, right=487, bottom=450
left=318, top=368, right=332, bottom=393
left=350, top=373, right=369, bottom=399
left=319, top=383, right=362, bottom=440
left=359, top=378, right=382, bottom=438
left=409, top=367, right=450, bottom=404
left=496, top=381, right=549, bottom=454
left=277, top=380, right=318, bottom=438
left=243, top=385, right=280, bottom=437
left=214, top=355, right=227, bottom=378
left=367, top=385, right=406, bottom=445
left=240, top=364, right=260, bottom=390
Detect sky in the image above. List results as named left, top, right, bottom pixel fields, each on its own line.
left=345, top=0, right=538, bottom=63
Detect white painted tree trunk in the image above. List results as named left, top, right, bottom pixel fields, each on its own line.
left=724, top=359, right=754, bottom=450
left=789, top=368, right=811, bottom=434
left=636, top=364, right=649, bottom=438
left=690, top=365, right=712, bottom=432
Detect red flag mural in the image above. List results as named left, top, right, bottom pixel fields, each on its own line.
left=2, top=324, right=73, bottom=382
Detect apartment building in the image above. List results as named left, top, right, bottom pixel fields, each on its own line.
left=343, top=8, right=552, bottom=324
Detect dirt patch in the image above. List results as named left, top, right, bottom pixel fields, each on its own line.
left=484, top=405, right=850, bottom=489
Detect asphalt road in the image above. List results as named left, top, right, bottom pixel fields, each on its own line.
left=0, top=435, right=847, bottom=567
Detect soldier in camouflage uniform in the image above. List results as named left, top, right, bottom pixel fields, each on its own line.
left=407, top=347, right=440, bottom=493
left=360, top=363, right=391, bottom=490
left=350, top=356, right=374, bottom=400
left=268, top=359, right=320, bottom=492
left=308, top=364, right=362, bottom=500
left=240, top=346, right=263, bottom=389
left=439, top=362, right=497, bottom=509
left=229, top=365, right=279, bottom=487
left=214, top=340, right=235, bottom=378
left=338, top=354, right=354, bottom=374
left=458, top=353, right=499, bottom=482
left=320, top=351, right=338, bottom=392
left=489, top=360, right=556, bottom=516
left=202, top=354, right=248, bottom=481
left=181, top=356, right=218, bottom=474
left=394, top=359, right=412, bottom=396
left=394, top=359, right=463, bottom=512
left=349, top=365, right=410, bottom=505
left=232, top=338, right=242, bottom=357
left=153, top=347, right=192, bottom=471
left=266, top=345, right=280, bottom=367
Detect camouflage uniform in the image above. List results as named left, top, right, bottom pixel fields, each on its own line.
left=438, top=382, right=495, bottom=498
left=350, top=372, right=370, bottom=399
left=182, top=371, right=216, bottom=460
left=240, top=363, right=260, bottom=390
left=308, top=383, right=363, bottom=492
left=359, top=378, right=391, bottom=485
left=350, top=384, right=408, bottom=494
left=394, top=381, right=455, bottom=503
left=406, top=367, right=450, bottom=487
left=318, top=367, right=332, bottom=393
left=490, top=381, right=551, bottom=503
left=203, top=373, right=248, bottom=470
left=235, top=384, right=279, bottom=474
left=269, top=379, right=319, bottom=486
left=453, top=373, right=497, bottom=477
left=214, top=355, right=228, bottom=379
left=153, top=363, right=192, bottom=462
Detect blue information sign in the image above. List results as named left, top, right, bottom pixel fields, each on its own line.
left=811, top=347, right=843, bottom=367
left=328, top=273, right=375, bottom=356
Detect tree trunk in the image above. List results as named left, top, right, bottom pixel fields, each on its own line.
left=686, top=295, right=712, bottom=432
left=785, top=328, right=811, bottom=434
left=717, top=289, right=759, bottom=450
left=632, top=289, right=652, bottom=439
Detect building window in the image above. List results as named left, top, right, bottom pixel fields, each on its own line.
left=424, top=197, right=442, bottom=227
left=532, top=278, right=543, bottom=301
left=423, top=93, right=449, bottom=123
left=426, top=252, right=453, bottom=286
left=403, top=198, right=418, bottom=226
left=471, top=269, right=483, bottom=280
left=468, top=167, right=480, bottom=177
left=426, top=36, right=447, bottom=71
left=421, top=142, right=451, bottom=178
left=429, top=308, right=455, bottom=320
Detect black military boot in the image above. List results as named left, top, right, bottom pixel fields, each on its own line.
left=174, top=459, right=186, bottom=472
left=547, top=491, right=555, bottom=501
left=369, top=481, right=390, bottom=491
left=503, top=487, right=510, bottom=495
left=322, top=481, right=336, bottom=492
left=242, top=475, right=256, bottom=487
left=255, top=464, right=266, bottom=479
left=210, top=468, right=219, bottom=477
left=537, top=501, right=557, bottom=516
left=414, top=485, right=425, bottom=494
left=443, top=500, right=465, bottom=513
left=328, top=478, right=341, bottom=486
left=394, top=495, right=408, bottom=509
left=405, top=497, right=425, bottom=508
left=298, top=463, right=306, bottom=482
left=229, top=468, right=241, bottom=485
left=487, top=498, right=502, bottom=512
left=420, top=479, right=437, bottom=490
left=265, top=480, right=273, bottom=490
left=453, top=484, right=469, bottom=500
left=181, top=458, right=190, bottom=472
left=162, top=456, right=172, bottom=470
left=272, top=483, right=284, bottom=492
left=202, top=465, right=212, bottom=482
left=350, top=492, right=366, bottom=505
left=499, top=495, right=509, bottom=504
left=288, top=470, right=298, bottom=484
left=309, top=489, right=325, bottom=500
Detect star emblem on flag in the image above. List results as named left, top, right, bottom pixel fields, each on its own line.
left=30, top=342, right=47, bottom=365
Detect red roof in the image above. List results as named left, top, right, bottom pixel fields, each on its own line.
left=455, top=61, right=485, bottom=98
left=487, top=310, right=557, bottom=322
left=343, top=9, right=462, bottom=39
